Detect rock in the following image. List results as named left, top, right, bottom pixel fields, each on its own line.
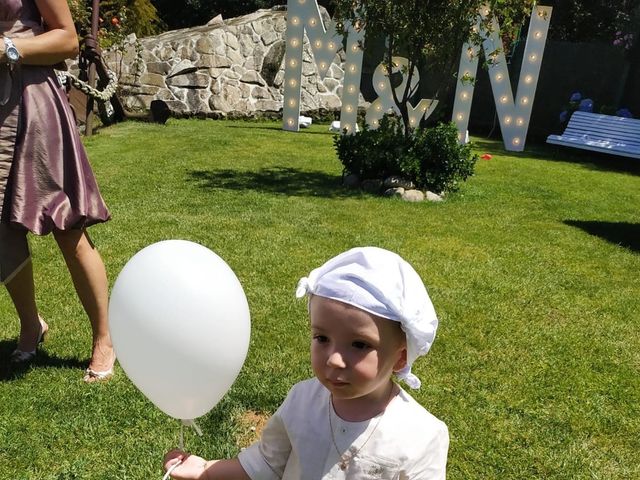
left=425, top=191, right=444, bottom=202
left=225, top=31, right=240, bottom=51
left=383, top=176, right=415, bottom=189
left=166, top=72, right=210, bottom=89
left=402, top=190, right=425, bottom=202
left=163, top=99, right=190, bottom=115
left=262, top=29, right=278, bottom=46
left=195, top=36, right=214, bottom=54
left=122, top=85, right=160, bottom=96
left=321, top=94, right=342, bottom=111
left=251, top=20, right=264, bottom=36
left=343, top=174, right=360, bottom=188
left=252, top=86, right=271, bottom=99
left=207, top=14, right=224, bottom=26
left=139, top=72, right=165, bottom=88
left=240, top=70, right=266, bottom=85
left=322, top=78, right=340, bottom=92
left=200, top=54, right=232, bottom=68
left=150, top=99, right=170, bottom=124
left=253, top=99, right=281, bottom=112
left=260, top=40, right=285, bottom=86
left=168, top=59, right=198, bottom=78
left=362, top=179, right=383, bottom=194
left=227, top=48, right=244, bottom=66
left=383, top=187, right=405, bottom=197
left=146, top=61, right=171, bottom=75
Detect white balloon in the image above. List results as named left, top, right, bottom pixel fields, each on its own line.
left=109, top=240, right=251, bottom=420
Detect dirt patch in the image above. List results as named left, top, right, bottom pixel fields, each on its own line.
left=235, top=410, right=270, bottom=448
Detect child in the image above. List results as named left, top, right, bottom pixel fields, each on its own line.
left=164, top=247, right=449, bottom=479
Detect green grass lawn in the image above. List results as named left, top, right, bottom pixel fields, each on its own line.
left=0, top=119, right=638, bottom=479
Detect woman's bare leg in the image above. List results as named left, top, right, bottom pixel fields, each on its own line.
left=5, top=260, right=47, bottom=352
left=53, top=228, right=114, bottom=379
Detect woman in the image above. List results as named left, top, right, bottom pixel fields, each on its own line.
left=1, top=0, right=115, bottom=382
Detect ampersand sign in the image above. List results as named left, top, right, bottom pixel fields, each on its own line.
left=366, top=57, right=438, bottom=129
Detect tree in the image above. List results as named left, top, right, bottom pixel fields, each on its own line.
left=68, top=0, right=161, bottom=46
left=332, top=0, right=536, bottom=136
left=151, top=1, right=333, bottom=31
left=545, top=0, right=640, bottom=42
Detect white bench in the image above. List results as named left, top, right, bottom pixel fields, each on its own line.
left=546, top=111, right=640, bottom=159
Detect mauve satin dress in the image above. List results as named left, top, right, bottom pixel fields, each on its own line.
left=0, top=0, right=110, bottom=282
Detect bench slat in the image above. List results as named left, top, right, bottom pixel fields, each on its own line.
left=565, top=125, right=640, bottom=139
left=558, top=130, right=640, bottom=147
left=560, top=131, right=640, bottom=147
left=568, top=118, right=640, bottom=132
left=562, top=126, right=640, bottom=139
left=567, top=119, right=640, bottom=134
left=547, top=111, right=640, bottom=159
left=547, top=136, right=640, bottom=159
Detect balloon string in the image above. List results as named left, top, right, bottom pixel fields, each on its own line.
left=162, top=420, right=203, bottom=479
left=182, top=419, right=203, bottom=436
left=162, top=459, right=182, bottom=480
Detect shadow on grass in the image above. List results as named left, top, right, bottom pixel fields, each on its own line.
left=0, top=340, right=86, bottom=381
left=564, top=220, right=640, bottom=253
left=472, top=138, right=640, bottom=176
left=187, top=167, right=363, bottom=198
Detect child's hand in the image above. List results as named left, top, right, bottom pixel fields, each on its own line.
left=163, top=449, right=208, bottom=480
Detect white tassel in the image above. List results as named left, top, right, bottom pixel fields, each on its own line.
left=295, top=277, right=310, bottom=298
left=395, top=366, right=421, bottom=389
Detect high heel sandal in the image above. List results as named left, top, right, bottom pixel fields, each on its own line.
left=83, top=351, right=116, bottom=383
left=10, top=317, right=48, bottom=364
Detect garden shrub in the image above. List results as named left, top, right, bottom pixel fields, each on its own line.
left=334, top=115, right=408, bottom=181
left=334, top=116, right=478, bottom=193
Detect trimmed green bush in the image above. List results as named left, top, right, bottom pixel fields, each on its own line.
left=334, top=115, right=478, bottom=193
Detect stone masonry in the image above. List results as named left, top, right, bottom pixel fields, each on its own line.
left=99, top=7, right=367, bottom=118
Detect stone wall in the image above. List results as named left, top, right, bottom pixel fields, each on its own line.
left=100, top=7, right=366, bottom=118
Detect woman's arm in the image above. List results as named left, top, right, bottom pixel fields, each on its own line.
left=1, top=0, right=79, bottom=65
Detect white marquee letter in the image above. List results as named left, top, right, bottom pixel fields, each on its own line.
left=453, top=5, right=552, bottom=151
left=283, top=0, right=364, bottom=133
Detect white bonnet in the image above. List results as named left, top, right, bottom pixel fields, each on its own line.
left=295, top=246, right=438, bottom=389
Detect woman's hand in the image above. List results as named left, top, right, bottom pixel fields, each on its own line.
left=164, top=449, right=209, bottom=480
